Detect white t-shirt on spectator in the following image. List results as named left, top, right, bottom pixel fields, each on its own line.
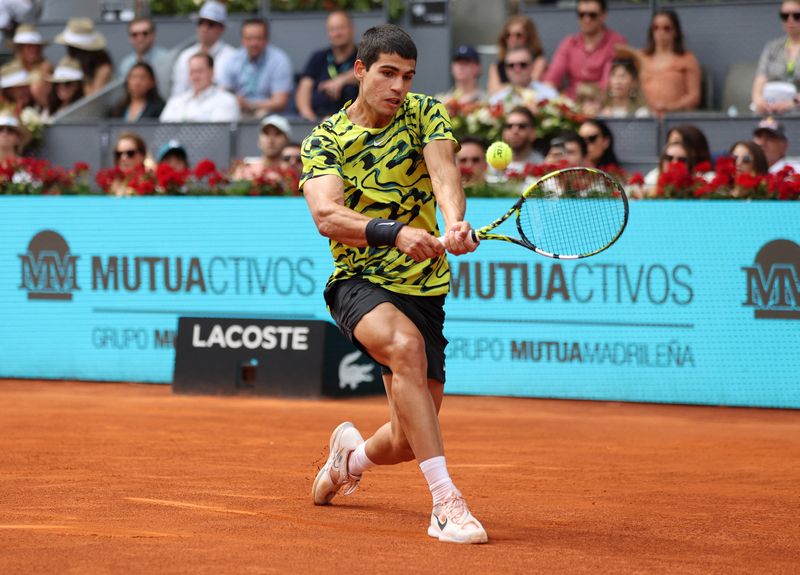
left=160, top=84, right=240, bottom=123
left=770, top=157, right=800, bottom=174
left=171, top=40, right=237, bottom=98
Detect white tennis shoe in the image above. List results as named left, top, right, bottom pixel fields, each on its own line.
left=427, top=492, right=488, bottom=544
left=311, top=421, right=364, bottom=505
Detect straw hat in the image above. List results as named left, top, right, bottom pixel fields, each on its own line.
left=47, top=56, right=84, bottom=83
left=54, top=18, right=107, bottom=51
left=12, top=24, right=47, bottom=46
left=0, top=60, right=31, bottom=89
left=0, top=107, right=33, bottom=149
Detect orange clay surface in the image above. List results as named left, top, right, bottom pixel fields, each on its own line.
left=1, top=379, right=799, bottom=574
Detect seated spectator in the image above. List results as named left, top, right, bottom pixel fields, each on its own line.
left=619, top=10, right=700, bottom=117
left=160, top=53, right=240, bottom=123
left=54, top=18, right=113, bottom=97
left=488, top=15, right=547, bottom=96
left=171, top=1, right=236, bottom=98
left=436, top=45, right=486, bottom=110
left=456, top=136, right=489, bottom=188
left=751, top=0, right=800, bottom=115
left=0, top=60, right=34, bottom=113
left=295, top=10, right=359, bottom=122
left=488, top=47, right=558, bottom=111
left=231, top=114, right=291, bottom=180
left=575, top=81, right=604, bottom=116
left=45, top=56, right=84, bottom=119
left=118, top=17, right=171, bottom=97
left=109, top=62, right=165, bottom=122
left=600, top=58, right=648, bottom=118
left=665, top=124, right=712, bottom=166
left=0, top=107, right=31, bottom=162
left=643, top=141, right=696, bottom=192
left=752, top=117, right=800, bottom=173
left=544, top=131, right=588, bottom=167
left=157, top=139, right=190, bottom=171
left=279, top=142, right=302, bottom=176
left=578, top=119, right=620, bottom=169
left=729, top=140, right=769, bottom=176
left=543, top=0, right=626, bottom=99
left=220, top=17, right=293, bottom=118
left=7, top=24, right=52, bottom=110
left=487, top=105, right=543, bottom=183
left=109, top=131, right=149, bottom=196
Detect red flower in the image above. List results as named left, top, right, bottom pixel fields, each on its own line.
left=628, top=172, right=644, bottom=186
left=695, top=161, right=712, bottom=173
left=193, top=158, right=218, bottom=180
left=73, top=161, right=90, bottom=173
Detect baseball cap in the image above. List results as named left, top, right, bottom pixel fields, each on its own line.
left=260, top=114, right=292, bottom=139
left=753, top=117, right=786, bottom=141
left=194, top=1, right=227, bottom=25
left=157, top=140, right=188, bottom=163
left=452, top=44, right=480, bottom=63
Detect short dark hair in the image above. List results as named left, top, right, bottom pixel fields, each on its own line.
left=190, top=51, right=214, bottom=69
left=504, top=105, right=536, bottom=128
left=241, top=17, right=269, bottom=37
left=578, top=0, right=607, bottom=13
left=128, top=17, right=155, bottom=33
left=460, top=136, right=487, bottom=152
left=356, top=24, right=417, bottom=70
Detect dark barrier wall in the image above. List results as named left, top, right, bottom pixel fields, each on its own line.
left=2, top=197, right=799, bottom=408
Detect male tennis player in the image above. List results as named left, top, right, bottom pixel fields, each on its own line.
left=300, top=24, right=486, bottom=544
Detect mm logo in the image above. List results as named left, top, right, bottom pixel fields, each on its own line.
left=18, top=230, right=80, bottom=301
left=742, top=239, right=799, bottom=320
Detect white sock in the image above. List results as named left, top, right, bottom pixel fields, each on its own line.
left=347, top=441, right=376, bottom=477
left=419, top=455, right=459, bottom=507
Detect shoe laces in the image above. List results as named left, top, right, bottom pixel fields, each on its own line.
left=341, top=473, right=361, bottom=496
left=442, top=494, right=470, bottom=524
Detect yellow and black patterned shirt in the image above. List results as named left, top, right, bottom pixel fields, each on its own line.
left=299, top=92, right=457, bottom=296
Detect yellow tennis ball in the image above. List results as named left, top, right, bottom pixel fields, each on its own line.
left=486, top=141, right=512, bottom=170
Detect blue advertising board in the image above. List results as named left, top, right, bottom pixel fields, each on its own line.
left=1, top=197, right=798, bottom=408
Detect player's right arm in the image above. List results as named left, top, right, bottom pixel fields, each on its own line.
left=303, top=174, right=443, bottom=261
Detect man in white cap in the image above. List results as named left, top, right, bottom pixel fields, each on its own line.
left=752, top=117, right=800, bottom=174
left=231, top=114, right=292, bottom=180
left=220, top=17, right=293, bottom=118
left=160, top=52, right=240, bottom=123
left=170, top=0, right=236, bottom=97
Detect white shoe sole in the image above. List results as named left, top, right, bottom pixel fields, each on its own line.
left=427, top=525, right=488, bottom=544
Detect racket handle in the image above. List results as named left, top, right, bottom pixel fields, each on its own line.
left=436, top=230, right=479, bottom=244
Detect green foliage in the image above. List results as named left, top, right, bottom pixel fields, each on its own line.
left=150, top=0, right=260, bottom=15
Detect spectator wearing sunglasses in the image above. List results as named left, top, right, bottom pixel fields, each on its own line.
left=616, top=10, right=700, bottom=118
left=118, top=18, right=171, bottom=97
left=543, top=0, right=626, bottom=99
left=488, top=47, right=558, bottom=111
left=641, top=141, right=696, bottom=196
left=279, top=142, right=302, bottom=175
left=108, top=131, right=150, bottom=196
left=729, top=141, right=769, bottom=176
left=487, top=15, right=547, bottom=96
left=170, top=1, right=235, bottom=98
left=487, top=105, right=544, bottom=184
left=752, top=117, right=800, bottom=174
left=578, top=119, right=620, bottom=170
left=751, top=0, right=800, bottom=115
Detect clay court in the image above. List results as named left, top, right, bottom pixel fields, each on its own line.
left=1, top=379, right=798, bottom=574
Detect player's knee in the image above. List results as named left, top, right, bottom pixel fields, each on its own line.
left=388, top=331, right=425, bottom=367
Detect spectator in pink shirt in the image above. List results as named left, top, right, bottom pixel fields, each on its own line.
left=543, top=0, right=626, bottom=99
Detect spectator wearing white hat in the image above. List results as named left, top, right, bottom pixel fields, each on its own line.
left=0, top=106, right=32, bottom=161
left=45, top=56, right=84, bottom=119
left=752, top=117, right=800, bottom=174
left=160, top=52, right=240, bottom=123
left=54, top=17, right=113, bottom=97
left=231, top=114, right=292, bottom=180
left=0, top=59, right=34, bottom=113
left=220, top=17, right=293, bottom=118
left=170, top=1, right=236, bottom=98
left=6, top=24, right=52, bottom=110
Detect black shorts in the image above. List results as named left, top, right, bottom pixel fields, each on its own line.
left=324, top=278, right=448, bottom=384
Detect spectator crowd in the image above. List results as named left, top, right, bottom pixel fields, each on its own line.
left=0, top=0, right=798, bottom=199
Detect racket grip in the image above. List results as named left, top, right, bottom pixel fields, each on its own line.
left=437, top=230, right=480, bottom=244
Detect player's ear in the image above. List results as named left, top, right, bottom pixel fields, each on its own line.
left=354, top=59, right=366, bottom=80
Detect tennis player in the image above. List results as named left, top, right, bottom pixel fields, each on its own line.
left=300, top=24, right=487, bottom=544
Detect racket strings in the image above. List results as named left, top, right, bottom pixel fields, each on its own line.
left=518, top=170, right=626, bottom=257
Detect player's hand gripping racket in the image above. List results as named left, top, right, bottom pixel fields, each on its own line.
left=445, top=167, right=628, bottom=259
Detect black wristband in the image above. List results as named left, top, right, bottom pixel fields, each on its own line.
left=365, top=218, right=406, bottom=247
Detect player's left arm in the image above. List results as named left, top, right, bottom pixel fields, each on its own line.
left=423, top=139, right=478, bottom=256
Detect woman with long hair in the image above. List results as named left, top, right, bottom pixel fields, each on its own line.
left=487, top=15, right=546, bottom=95
left=54, top=18, right=114, bottom=97
left=45, top=57, right=86, bottom=119
left=578, top=119, right=620, bottom=169
left=729, top=141, right=769, bottom=176
left=109, top=62, right=165, bottom=122
left=600, top=58, right=647, bottom=117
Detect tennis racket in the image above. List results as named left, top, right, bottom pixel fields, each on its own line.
left=446, top=167, right=628, bottom=259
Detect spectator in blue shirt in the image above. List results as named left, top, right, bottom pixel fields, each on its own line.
left=220, top=17, right=293, bottom=118
left=294, top=10, right=358, bottom=122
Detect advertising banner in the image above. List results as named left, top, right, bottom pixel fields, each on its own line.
left=1, top=197, right=797, bottom=408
